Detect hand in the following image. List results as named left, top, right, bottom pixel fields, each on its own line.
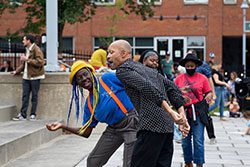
left=10, top=71, right=16, bottom=75
left=205, top=92, right=213, bottom=104
left=225, top=84, right=231, bottom=91
left=20, top=55, right=28, bottom=62
left=183, top=95, right=191, bottom=104
left=170, top=110, right=186, bottom=125
left=179, top=122, right=190, bottom=138
left=178, top=112, right=190, bottom=137
left=46, top=122, right=62, bottom=131
left=181, top=86, right=190, bottom=94
left=212, top=93, right=217, bottom=100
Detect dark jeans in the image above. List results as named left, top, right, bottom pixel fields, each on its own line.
left=131, top=130, right=173, bottom=167
left=20, top=79, right=41, bottom=118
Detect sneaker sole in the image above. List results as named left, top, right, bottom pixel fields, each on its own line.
left=12, top=118, right=27, bottom=121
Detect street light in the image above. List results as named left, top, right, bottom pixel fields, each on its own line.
left=241, top=0, right=249, bottom=77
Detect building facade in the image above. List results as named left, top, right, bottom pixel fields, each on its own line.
left=0, top=0, right=250, bottom=75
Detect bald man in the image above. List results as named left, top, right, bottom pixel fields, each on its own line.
left=107, top=40, right=190, bottom=167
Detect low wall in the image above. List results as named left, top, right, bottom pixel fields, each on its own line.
left=0, top=73, right=89, bottom=124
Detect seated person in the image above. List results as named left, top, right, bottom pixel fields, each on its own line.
left=225, top=95, right=240, bottom=118
left=0, top=60, right=14, bottom=72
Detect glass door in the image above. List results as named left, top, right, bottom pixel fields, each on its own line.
left=154, top=37, right=170, bottom=60
left=154, top=37, right=187, bottom=63
left=172, top=38, right=186, bottom=63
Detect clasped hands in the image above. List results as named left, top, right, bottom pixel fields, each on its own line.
left=170, top=110, right=190, bottom=138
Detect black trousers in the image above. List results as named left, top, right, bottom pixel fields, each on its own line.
left=20, top=79, right=41, bottom=118
left=131, top=130, right=173, bottom=167
left=205, top=116, right=216, bottom=139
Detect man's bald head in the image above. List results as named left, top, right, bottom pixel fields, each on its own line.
left=111, top=40, right=132, bottom=54
left=107, top=40, right=132, bottom=70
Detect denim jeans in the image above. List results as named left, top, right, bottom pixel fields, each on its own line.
left=182, top=117, right=205, bottom=165
left=20, top=79, right=41, bottom=118
left=209, top=86, right=225, bottom=118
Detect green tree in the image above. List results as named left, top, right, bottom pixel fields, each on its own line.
left=0, top=0, right=20, bottom=16
left=20, top=0, right=156, bottom=52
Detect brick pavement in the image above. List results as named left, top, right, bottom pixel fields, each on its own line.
left=77, top=117, right=250, bottom=167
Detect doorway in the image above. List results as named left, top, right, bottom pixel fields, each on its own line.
left=154, top=37, right=187, bottom=63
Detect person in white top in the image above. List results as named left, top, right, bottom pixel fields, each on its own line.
left=11, top=35, right=45, bottom=121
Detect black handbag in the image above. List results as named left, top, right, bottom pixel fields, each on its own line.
left=194, top=100, right=209, bottom=126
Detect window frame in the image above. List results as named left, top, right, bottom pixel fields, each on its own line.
left=92, top=0, right=115, bottom=6
left=187, top=36, right=206, bottom=61
left=223, top=0, right=237, bottom=5
left=93, top=37, right=154, bottom=56
left=137, top=0, right=162, bottom=5
left=183, top=0, right=209, bottom=5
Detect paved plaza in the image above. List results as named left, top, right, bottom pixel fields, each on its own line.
left=77, top=116, right=250, bottom=167
left=2, top=116, right=250, bottom=167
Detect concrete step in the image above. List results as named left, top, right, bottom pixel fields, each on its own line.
left=0, top=120, right=62, bottom=166
left=2, top=124, right=106, bottom=167
left=0, top=105, right=17, bottom=122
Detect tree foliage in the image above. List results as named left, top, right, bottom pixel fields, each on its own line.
left=18, top=0, right=156, bottom=51
left=0, top=0, right=20, bottom=16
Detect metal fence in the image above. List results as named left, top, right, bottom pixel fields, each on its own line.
left=0, top=42, right=92, bottom=69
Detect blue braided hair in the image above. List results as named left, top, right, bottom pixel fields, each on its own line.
left=67, top=76, right=84, bottom=126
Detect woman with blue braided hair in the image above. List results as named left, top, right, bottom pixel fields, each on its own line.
left=46, top=60, right=138, bottom=167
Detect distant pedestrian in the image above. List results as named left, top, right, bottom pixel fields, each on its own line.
left=162, top=51, right=173, bottom=80
left=89, top=44, right=108, bottom=70
left=0, top=60, right=14, bottom=72
left=209, top=64, right=231, bottom=121
left=174, top=53, right=212, bottom=167
left=227, top=71, right=241, bottom=98
left=225, top=95, right=240, bottom=118
left=207, top=52, right=216, bottom=67
left=11, top=34, right=45, bottom=121
left=187, top=49, right=217, bottom=145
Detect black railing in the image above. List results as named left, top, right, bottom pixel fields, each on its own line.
left=0, top=42, right=92, bottom=69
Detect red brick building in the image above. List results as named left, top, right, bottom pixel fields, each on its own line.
left=0, top=0, right=250, bottom=75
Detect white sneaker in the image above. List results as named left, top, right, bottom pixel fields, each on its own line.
left=29, top=115, right=36, bottom=121
left=209, top=138, right=217, bottom=145
left=12, top=114, right=26, bottom=121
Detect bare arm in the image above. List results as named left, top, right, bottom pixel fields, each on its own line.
left=208, top=77, right=216, bottom=100
left=46, top=122, right=93, bottom=138
left=213, top=73, right=230, bottom=90
left=161, top=100, right=186, bottom=125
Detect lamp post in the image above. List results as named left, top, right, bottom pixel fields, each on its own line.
left=241, top=0, right=249, bottom=78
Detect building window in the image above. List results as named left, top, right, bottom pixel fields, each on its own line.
left=134, top=37, right=154, bottom=55
left=115, top=37, right=133, bottom=46
left=94, top=37, right=113, bottom=50
left=62, top=37, right=73, bottom=54
left=187, top=36, right=206, bottom=60
left=183, top=0, right=209, bottom=5
left=93, top=37, right=154, bottom=56
left=223, top=0, right=237, bottom=4
left=137, top=0, right=162, bottom=5
left=93, top=0, right=115, bottom=5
